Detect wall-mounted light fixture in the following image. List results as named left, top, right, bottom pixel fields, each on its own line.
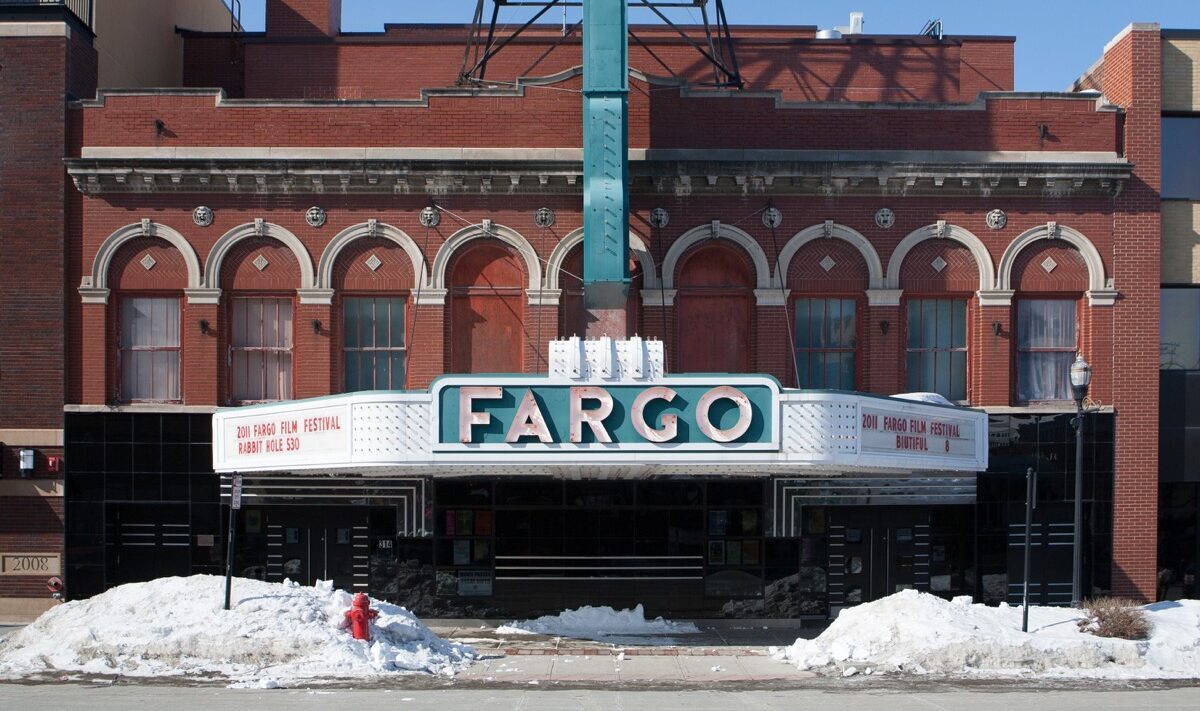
left=199, top=319, right=210, bottom=335
left=992, top=321, right=1003, bottom=336
left=154, top=119, right=166, bottom=135
left=312, top=319, right=322, bottom=335
left=879, top=320, right=890, bottom=336
left=1037, top=123, right=1049, bottom=140
left=19, top=448, right=35, bottom=479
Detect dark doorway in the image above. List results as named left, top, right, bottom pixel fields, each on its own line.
left=105, top=503, right=191, bottom=585
left=827, top=507, right=932, bottom=608
left=263, top=508, right=369, bottom=591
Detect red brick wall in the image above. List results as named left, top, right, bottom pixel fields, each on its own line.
left=67, top=193, right=1122, bottom=408
left=1, top=26, right=95, bottom=600
left=1093, top=26, right=1162, bottom=602
left=224, top=28, right=1011, bottom=102
left=266, top=0, right=341, bottom=38
left=75, top=86, right=1115, bottom=154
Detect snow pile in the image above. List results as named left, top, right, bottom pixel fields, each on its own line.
left=0, top=575, right=476, bottom=684
left=775, top=590, right=1200, bottom=679
left=496, top=604, right=700, bottom=639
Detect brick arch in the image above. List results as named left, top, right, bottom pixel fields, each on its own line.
left=898, top=240, right=981, bottom=293
left=109, top=237, right=192, bottom=291
left=80, top=221, right=202, bottom=304
left=785, top=238, right=871, bottom=293
left=773, top=222, right=884, bottom=290
left=430, top=222, right=541, bottom=295
left=662, top=223, right=771, bottom=289
left=1010, top=241, right=1090, bottom=292
left=997, top=224, right=1111, bottom=304
left=203, top=221, right=314, bottom=290
left=219, top=236, right=303, bottom=291
left=332, top=237, right=417, bottom=291
left=316, top=221, right=428, bottom=291
left=674, top=238, right=758, bottom=287
left=885, top=223, right=995, bottom=292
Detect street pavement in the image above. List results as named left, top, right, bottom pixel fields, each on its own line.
left=1, top=684, right=1199, bottom=710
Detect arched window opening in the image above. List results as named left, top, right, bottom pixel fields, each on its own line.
left=675, top=243, right=753, bottom=374
left=449, top=240, right=526, bottom=373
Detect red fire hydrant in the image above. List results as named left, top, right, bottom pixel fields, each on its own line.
left=343, top=592, right=379, bottom=641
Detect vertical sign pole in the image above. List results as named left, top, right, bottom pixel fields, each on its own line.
left=224, top=473, right=242, bottom=611
left=582, top=0, right=631, bottom=338
left=1022, top=467, right=1037, bottom=632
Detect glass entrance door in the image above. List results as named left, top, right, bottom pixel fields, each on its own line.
left=827, top=508, right=931, bottom=610
left=265, top=508, right=367, bottom=591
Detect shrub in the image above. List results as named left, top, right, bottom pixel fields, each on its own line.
left=1076, top=597, right=1151, bottom=640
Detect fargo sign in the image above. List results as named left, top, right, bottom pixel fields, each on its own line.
left=431, top=376, right=781, bottom=452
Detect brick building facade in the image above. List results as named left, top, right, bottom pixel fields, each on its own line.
left=0, top=0, right=1172, bottom=616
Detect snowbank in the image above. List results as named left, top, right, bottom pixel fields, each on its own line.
left=0, top=575, right=476, bottom=684
left=496, top=604, right=700, bottom=639
left=774, top=590, right=1200, bottom=679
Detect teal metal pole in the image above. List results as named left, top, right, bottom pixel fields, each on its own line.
left=581, top=0, right=630, bottom=336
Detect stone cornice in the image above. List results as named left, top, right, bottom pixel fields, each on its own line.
left=66, top=149, right=1131, bottom=198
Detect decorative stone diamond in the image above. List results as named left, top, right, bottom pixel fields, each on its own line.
left=365, top=254, right=382, bottom=271
left=253, top=254, right=269, bottom=271
left=139, top=253, right=156, bottom=271
left=931, top=256, right=948, bottom=272
left=1041, top=256, right=1058, bottom=273
left=819, top=255, right=837, bottom=272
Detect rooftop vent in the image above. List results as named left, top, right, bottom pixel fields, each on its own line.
left=818, top=11, right=864, bottom=39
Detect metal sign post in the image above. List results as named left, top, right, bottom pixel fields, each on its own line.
left=1022, top=467, right=1037, bottom=632
left=223, top=474, right=242, bottom=611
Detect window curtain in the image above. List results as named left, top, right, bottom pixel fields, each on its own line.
left=1017, top=300, right=1076, bottom=402
left=120, top=297, right=180, bottom=401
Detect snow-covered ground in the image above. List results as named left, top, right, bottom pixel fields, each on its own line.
left=0, top=576, right=476, bottom=686
left=496, top=604, right=700, bottom=641
left=774, top=590, right=1200, bottom=679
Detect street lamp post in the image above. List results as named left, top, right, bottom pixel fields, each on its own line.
left=1069, top=354, right=1091, bottom=607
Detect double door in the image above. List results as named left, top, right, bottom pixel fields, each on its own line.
left=266, top=508, right=367, bottom=591
left=827, top=508, right=931, bottom=610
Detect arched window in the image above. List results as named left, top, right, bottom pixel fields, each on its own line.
left=221, top=236, right=301, bottom=403
left=109, top=238, right=190, bottom=403
left=333, top=237, right=417, bottom=391
left=448, top=240, right=526, bottom=373
left=784, top=238, right=869, bottom=390
left=675, top=243, right=753, bottom=373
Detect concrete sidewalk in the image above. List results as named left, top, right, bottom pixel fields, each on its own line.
left=456, top=649, right=814, bottom=684
left=423, top=619, right=821, bottom=684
